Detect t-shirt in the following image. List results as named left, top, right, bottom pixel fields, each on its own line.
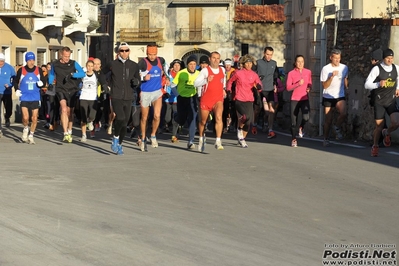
left=320, top=63, right=348, bottom=99
left=172, top=68, right=200, bottom=97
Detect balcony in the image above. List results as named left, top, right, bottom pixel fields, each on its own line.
left=0, top=0, right=46, bottom=18
left=65, top=0, right=100, bottom=35
left=117, top=28, right=164, bottom=43
left=175, top=28, right=211, bottom=43
left=34, top=0, right=77, bottom=31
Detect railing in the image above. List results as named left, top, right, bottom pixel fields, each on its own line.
left=43, top=0, right=74, bottom=17
left=117, top=28, right=164, bottom=43
left=176, top=28, right=211, bottom=42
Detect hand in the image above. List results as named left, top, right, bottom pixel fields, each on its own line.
left=144, top=74, right=151, bottom=81
left=208, top=75, right=214, bottom=82
left=37, top=81, right=43, bottom=87
left=131, top=78, right=139, bottom=87
left=16, top=90, right=22, bottom=97
left=4, top=84, right=9, bottom=88
left=306, top=87, right=311, bottom=93
left=273, top=85, right=277, bottom=93
left=332, top=70, right=339, bottom=77
left=395, top=89, right=399, bottom=97
left=299, top=79, right=304, bottom=85
left=107, top=86, right=111, bottom=93
left=379, top=80, right=386, bottom=88
left=162, top=92, right=171, bottom=100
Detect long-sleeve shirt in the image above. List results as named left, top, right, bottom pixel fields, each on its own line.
left=365, top=62, right=399, bottom=90
left=226, top=68, right=262, bottom=102
left=286, top=68, right=312, bottom=101
left=0, top=62, right=16, bottom=94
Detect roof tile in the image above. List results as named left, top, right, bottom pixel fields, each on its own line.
left=235, top=4, right=285, bottom=23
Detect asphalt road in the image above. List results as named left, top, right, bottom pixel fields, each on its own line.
left=0, top=122, right=398, bottom=266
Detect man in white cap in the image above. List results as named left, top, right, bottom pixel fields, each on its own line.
left=365, top=48, right=399, bottom=157
left=0, top=53, right=16, bottom=137
left=13, top=52, right=47, bottom=144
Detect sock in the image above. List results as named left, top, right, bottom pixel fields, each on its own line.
left=216, top=137, right=221, bottom=142
left=199, top=137, right=203, bottom=141
left=68, top=129, right=72, bottom=135
left=64, top=132, right=68, bottom=135
left=29, top=132, right=34, bottom=136
left=113, top=135, right=119, bottom=139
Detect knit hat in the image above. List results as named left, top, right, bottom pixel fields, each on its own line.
left=199, top=55, right=210, bottom=64
left=187, top=55, right=197, bottom=65
left=25, top=52, right=35, bottom=62
left=0, top=53, right=5, bottom=61
left=383, top=48, right=394, bottom=58
left=371, top=49, right=383, bottom=61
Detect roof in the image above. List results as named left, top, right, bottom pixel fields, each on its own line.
left=234, top=4, right=285, bottom=23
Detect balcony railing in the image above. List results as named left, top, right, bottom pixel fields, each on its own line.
left=117, top=28, right=164, bottom=43
left=176, top=28, right=211, bottom=42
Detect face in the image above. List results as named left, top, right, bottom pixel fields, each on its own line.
left=209, top=53, right=220, bottom=68
left=26, top=59, right=35, bottom=68
left=295, top=56, right=305, bottom=69
left=187, top=61, right=197, bottom=73
left=41, top=66, right=47, bottom=72
left=225, top=64, right=232, bottom=71
left=0, top=60, right=4, bottom=68
left=119, top=47, right=130, bottom=60
left=383, top=56, right=394, bottom=66
left=47, top=64, right=51, bottom=71
left=86, top=62, right=94, bottom=73
left=264, top=49, right=273, bottom=61
left=93, top=59, right=101, bottom=71
left=200, top=62, right=208, bottom=69
left=172, top=63, right=181, bottom=73
left=243, top=61, right=252, bottom=70
left=330, top=53, right=341, bottom=67
left=61, top=50, right=71, bottom=63
left=147, top=51, right=157, bottom=62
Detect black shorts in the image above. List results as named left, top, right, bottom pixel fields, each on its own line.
left=20, top=101, right=40, bottom=110
left=322, top=97, right=345, bottom=108
left=261, top=91, right=275, bottom=103
left=235, top=100, right=254, bottom=125
left=79, top=100, right=97, bottom=123
left=57, top=91, right=78, bottom=108
left=374, top=100, right=399, bottom=120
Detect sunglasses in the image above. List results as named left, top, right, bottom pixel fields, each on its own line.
left=119, top=49, right=130, bottom=52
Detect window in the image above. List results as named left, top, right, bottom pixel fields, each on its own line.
left=241, top=43, right=249, bottom=56
left=139, top=9, right=150, bottom=38
left=16, top=48, right=27, bottom=66
left=189, top=8, right=202, bottom=40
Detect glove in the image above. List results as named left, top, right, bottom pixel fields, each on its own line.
left=16, top=90, right=22, bottom=97
left=131, top=78, right=140, bottom=87
left=226, top=90, right=232, bottom=101
left=106, top=86, right=111, bottom=93
left=259, top=75, right=265, bottom=81
left=162, top=92, right=171, bottom=100
left=37, top=81, right=43, bottom=87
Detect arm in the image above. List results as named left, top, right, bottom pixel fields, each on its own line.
left=321, top=67, right=335, bottom=89
left=72, top=61, right=85, bottom=79
left=38, top=68, right=47, bottom=87
left=364, top=66, right=380, bottom=90
left=307, top=69, right=312, bottom=92
left=286, top=71, right=299, bottom=91
left=48, top=63, right=55, bottom=84
left=193, top=68, right=209, bottom=87
left=13, top=68, right=22, bottom=91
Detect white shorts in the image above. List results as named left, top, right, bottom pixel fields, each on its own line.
left=141, top=90, right=162, bottom=107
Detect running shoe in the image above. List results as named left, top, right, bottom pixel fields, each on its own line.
left=87, top=121, right=94, bottom=131
left=237, top=129, right=244, bottom=140
left=90, top=131, right=95, bottom=138
left=171, top=136, right=178, bottom=143
left=251, top=126, right=257, bottom=135
left=140, top=139, right=148, bottom=152
left=5, top=118, right=10, bottom=127
left=239, top=138, right=248, bottom=148
left=187, top=142, right=196, bottom=150
left=267, top=131, right=276, bottom=139
left=323, top=139, right=330, bottom=147
left=382, top=129, right=391, bottom=147
left=22, top=127, right=29, bottom=142
left=291, top=139, right=297, bottom=147
left=95, top=122, right=101, bottom=132
left=198, top=134, right=206, bottom=153
left=334, top=126, right=343, bottom=140
left=62, top=134, right=72, bottom=143
left=81, top=135, right=87, bottom=142
left=298, top=127, right=304, bottom=138
left=214, top=140, right=224, bottom=150
left=151, top=136, right=158, bottom=148
left=371, top=145, right=379, bottom=157
left=28, top=135, right=35, bottom=145
left=111, top=137, right=119, bottom=152
left=116, top=144, right=124, bottom=155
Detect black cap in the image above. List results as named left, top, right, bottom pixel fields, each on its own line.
left=187, top=55, right=197, bottom=65
left=371, top=49, right=383, bottom=61
left=383, top=48, right=394, bottom=59
left=199, top=55, right=210, bottom=65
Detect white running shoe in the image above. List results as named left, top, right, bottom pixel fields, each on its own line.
left=214, top=140, right=224, bottom=150
left=87, top=122, right=94, bottom=131
left=151, top=137, right=158, bottom=148
left=28, top=135, right=35, bottom=144
left=22, top=127, right=29, bottom=142
left=239, top=138, right=248, bottom=148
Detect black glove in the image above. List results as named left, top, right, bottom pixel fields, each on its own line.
left=131, top=78, right=140, bottom=88
left=162, top=92, right=171, bottom=100
left=252, top=87, right=261, bottom=106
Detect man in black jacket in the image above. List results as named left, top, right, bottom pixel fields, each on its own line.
left=109, top=42, right=141, bottom=155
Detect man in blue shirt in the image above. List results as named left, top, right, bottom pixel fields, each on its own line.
left=0, top=53, right=16, bottom=137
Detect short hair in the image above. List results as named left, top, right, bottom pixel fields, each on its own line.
left=210, top=51, right=220, bottom=57
left=61, top=46, right=71, bottom=53
left=330, top=49, right=341, bottom=56
left=264, top=46, right=274, bottom=53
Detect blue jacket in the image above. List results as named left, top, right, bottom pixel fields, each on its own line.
left=0, top=62, right=16, bottom=94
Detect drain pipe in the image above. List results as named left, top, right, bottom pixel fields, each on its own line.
left=319, top=5, right=327, bottom=136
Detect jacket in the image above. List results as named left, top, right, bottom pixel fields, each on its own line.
left=109, top=58, right=141, bottom=101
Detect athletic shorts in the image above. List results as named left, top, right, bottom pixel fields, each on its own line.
left=200, top=98, right=223, bottom=112
left=57, top=91, right=78, bottom=108
left=20, top=101, right=40, bottom=110
left=235, top=100, right=254, bottom=124
left=141, top=90, right=162, bottom=108
left=261, top=91, right=275, bottom=103
left=374, top=100, right=399, bottom=120
left=322, top=97, right=345, bottom=108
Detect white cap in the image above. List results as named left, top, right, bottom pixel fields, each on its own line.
left=118, top=42, right=130, bottom=51
left=0, top=53, right=5, bottom=61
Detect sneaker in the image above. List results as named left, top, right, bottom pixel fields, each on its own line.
left=371, top=145, right=379, bottom=157
left=28, top=135, right=35, bottom=144
left=298, top=127, right=304, bottom=138
left=111, top=137, right=119, bottom=152
left=87, top=122, right=94, bottom=131
left=62, top=134, right=72, bottom=143
left=323, top=139, right=330, bottom=147
left=215, top=140, right=224, bottom=150
left=43, top=123, right=50, bottom=129
left=95, top=122, right=101, bottom=132
left=140, top=139, right=148, bottom=152
left=251, top=126, right=257, bottom=135
left=171, top=136, right=178, bottom=143
left=291, top=139, right=297, bottom=147
left=198, top=135, right=206, bottom=153
left=90, top=131, right=95, bottom=138
left=334, top=126, right=343, bottom=140
left=238, top=138, right=248, bottom=148
left=81, top=135, right=87, bottom=142
left=151, top=136, right=158, bottom=148
left=187, top=142, right=196, bottom=150
left=22, top=127, right=29, bottom=142
left=107, top=123, right=113, bottom=135
left=116, top=144, right=124, bottom=155
left=267, top=131, right=276, bottom=139
left=382, top=129, right=391, bottom=147
left=5, top=118, right=10, bottom=127
left=237, top=129, right=244, bottom=140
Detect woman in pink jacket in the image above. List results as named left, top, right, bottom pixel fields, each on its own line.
left=226, top=55, right=262, bottom=148
left=286, top=55, right=312, bottom=147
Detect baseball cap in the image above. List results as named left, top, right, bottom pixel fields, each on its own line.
left=118, top=42, right=130, bottom=51
left=25, top=52, right=35, bottom=62
left=383, top=48, right=394, bottom=58
left=0, top=53, right=5, bottom=61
